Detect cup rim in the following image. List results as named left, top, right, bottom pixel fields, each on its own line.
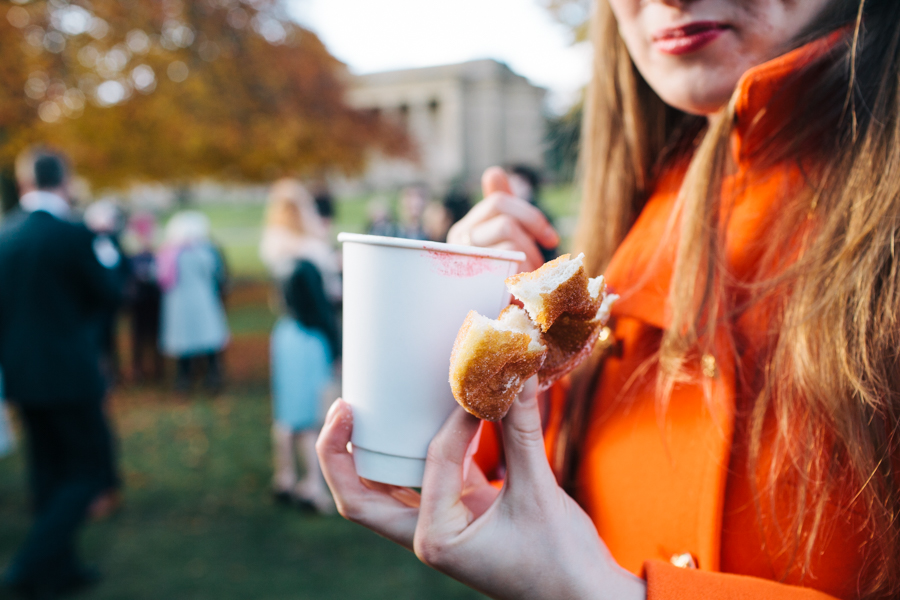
left=337, top=232, right=526, bottom=263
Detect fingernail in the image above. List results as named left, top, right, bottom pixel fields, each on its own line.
left=547, top=226, right=559, bottom=244
left=325, top=398, right=342, bottom=423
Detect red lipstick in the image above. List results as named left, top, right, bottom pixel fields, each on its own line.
left=652, top=21, right=730, bottom=56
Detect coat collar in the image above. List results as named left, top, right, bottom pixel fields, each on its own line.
left=604, top=31, right=846, bottom=330
left=20, top=190, right=71, bottom=219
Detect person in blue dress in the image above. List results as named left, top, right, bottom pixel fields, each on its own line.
left=157, top=211, right=230, bottom=393
left=260, top=179, right=340, bottom=513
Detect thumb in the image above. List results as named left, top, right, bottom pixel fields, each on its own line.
left=482, top=166, right=512, bottom=198
left=501, top=377, right=554, bottom=491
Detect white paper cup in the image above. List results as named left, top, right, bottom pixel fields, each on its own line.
left=338, top=233, right=525, bottom=487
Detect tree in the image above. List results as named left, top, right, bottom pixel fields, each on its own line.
left=537, top=0, right=590, bottom=182
left=539, top=0, right=591, bottom=44
left=545, top=103, right=582, bottom=183
left=0, top=0, right=410, bottom=204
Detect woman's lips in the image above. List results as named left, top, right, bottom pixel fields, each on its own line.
left=652, top=21, right=730, bottom=56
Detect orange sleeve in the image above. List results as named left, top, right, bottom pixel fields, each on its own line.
left=644, top=561, right=841, bottom=600
left=471, top=420, right=504, bottom=480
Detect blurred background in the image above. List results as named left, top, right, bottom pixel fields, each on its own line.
left=0, top=1, right=590, bottom=598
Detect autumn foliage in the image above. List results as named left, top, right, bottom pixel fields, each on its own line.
left=0, top=0, right=411, bottom=190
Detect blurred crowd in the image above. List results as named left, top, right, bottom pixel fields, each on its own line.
left=0, top=146, right=551, bottom=599
left=364, top=164, right=552, bottom=251
left=0, top=148, right=240, bottom=599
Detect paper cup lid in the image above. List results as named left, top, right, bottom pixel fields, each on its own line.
left=337, top=232, right=526, bottom=264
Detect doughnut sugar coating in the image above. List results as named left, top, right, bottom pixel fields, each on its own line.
left=505, top=253, right=602, bottom=332
left=448, top=307, right=546, bottom=421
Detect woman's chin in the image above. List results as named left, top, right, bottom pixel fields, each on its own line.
left=651, top=76, right=737, bottom=116
left=657, top=88, right=731, bottom=116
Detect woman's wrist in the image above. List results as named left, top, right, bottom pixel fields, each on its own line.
left=597, top=565, right=647, bottom=600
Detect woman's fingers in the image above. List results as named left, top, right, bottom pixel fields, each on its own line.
left=500, top=378, right=556, bottom=492
left=361, top=478, right=422, bottom=509
left=316, top=399, right=419, bottom=549
left=460, top=459, right=500, bottom=519
left=459, top=193, right=558, bottom=250
left=418, top=408, right=483, bottom=533
left=316, top=399, right=360, bottom=506
left=481, top=166, right=513, bottom=196
left=447, top=165, right=558, bottom=253
left=469, top=215, right=544, bottom=271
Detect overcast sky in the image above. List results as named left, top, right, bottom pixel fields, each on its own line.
left=284, top=0, right=592, bottom=113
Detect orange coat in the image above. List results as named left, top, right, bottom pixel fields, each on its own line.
left=477, top=32, right=877, bottom=600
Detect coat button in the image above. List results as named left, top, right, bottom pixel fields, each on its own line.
left=670, top=553, right=698, bottom=569
left=701, top=353, right=717, bottom=378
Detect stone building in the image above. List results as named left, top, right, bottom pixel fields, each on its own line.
left=343, top=59, right=547, bottom=194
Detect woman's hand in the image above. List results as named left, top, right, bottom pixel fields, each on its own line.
left=316, top=381, right=647, bottom=600
left=447, top=167, right=559, bottom=273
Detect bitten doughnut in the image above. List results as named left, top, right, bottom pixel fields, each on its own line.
left=505, top=253, right=604, bottom=331
left=449, top=253, right=618, bottom=420
left=538, top=288, right=617, bottom=390
left=449, top=306, right=546, bottom=421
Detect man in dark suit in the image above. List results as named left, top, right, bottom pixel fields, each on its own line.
left=0, top=151, right=125, bottom=598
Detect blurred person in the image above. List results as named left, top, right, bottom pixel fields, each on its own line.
left=395, top=185, right=429, bottom=240
left=442, top=188, right=472, bottom=227
left=157, top=211, right=230, bottom=394
left=422, top=200, right=452, bottom=242
left=424, top=188, right=473, bottom=243
left=83, top=200, right=130, bottom=522
left=365, top=197, right=398, bottom=238
left=260, top=179, right=339, bottom=513
left=0, top=149, right=125, bottom=598
left=313, top=188, right=336, bottom=232
left=126, top=212, right=163, bottom=383
left=84, top=200, right=128, bottom=386
left=508, top=164, right=557, bottom=262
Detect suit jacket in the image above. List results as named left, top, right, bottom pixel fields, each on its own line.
left=0, top=208, right=125, bottom=406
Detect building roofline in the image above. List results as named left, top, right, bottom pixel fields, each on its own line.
left=351, top=58, right=546, bottom=90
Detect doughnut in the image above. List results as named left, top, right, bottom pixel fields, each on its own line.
left=505, top=253, right=604, bottom=331
left=449, top=253, right=618, bottom=420
left=537, top=288, right=617, bottom=390
left=449, top=305, right=546, bottom=421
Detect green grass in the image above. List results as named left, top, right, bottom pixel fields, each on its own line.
left=0, top=388, right=486, bottom=599
left=227, top=301, right=278, bottom=336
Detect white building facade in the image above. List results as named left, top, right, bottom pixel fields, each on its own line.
left=344, top=59, right=547, bottom=194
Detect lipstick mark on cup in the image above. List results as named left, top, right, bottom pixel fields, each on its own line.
left=424, top=250, right=495, bottom=277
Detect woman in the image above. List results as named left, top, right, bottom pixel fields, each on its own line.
left=158, top=211, right=230, bottom=392
left=319, top=0, right=900, bottom=598
left=261, top=179, right=340, bottom=513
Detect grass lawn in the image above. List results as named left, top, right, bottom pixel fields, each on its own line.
left=0, top=389, right=485, bottom=600
left=0, top=283, right=487, bottom=600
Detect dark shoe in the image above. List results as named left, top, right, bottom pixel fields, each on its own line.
left=57, top=566, right=101, bottom=596
left=292, top=497, right=318, bottom=514
left=272, top=490, right=293, bottom=506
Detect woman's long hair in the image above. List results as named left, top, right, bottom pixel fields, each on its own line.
left=263, top=178, right=324, bottom=238
left=561, top=0, right=900, bottom=595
